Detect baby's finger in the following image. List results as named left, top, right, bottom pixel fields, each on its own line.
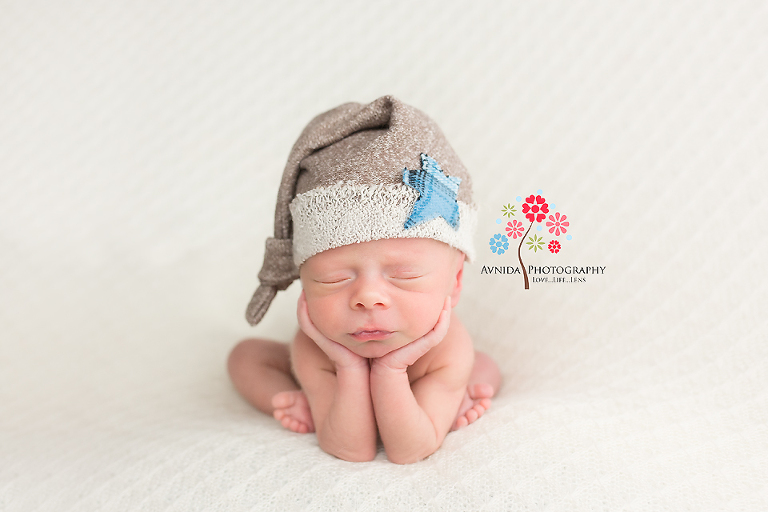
left=433, top=296, right=452, bottom=339
left=384, top=297, right=452, bottom=368
left=411, top=296, right=452, bottom=350
left=417, top=295, right=451, bottom=349
left=297, top=291, right=329, bottom=345
left=297, top=291, right=357, bottom=361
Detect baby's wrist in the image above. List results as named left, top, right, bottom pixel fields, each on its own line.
left=370, top=358, right=409, bottom=376
left=334, top=359, right=371, bottom=374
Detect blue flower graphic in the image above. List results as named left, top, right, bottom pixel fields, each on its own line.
left=489, top=233, right=510, bottom=255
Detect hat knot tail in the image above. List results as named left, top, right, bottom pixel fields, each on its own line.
left=245, top=238, right=299, bottom=325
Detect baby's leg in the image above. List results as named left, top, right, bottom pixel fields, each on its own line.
left=227, top=338, right=314, bottom=433
left=452, top=351, right=502, bottom=431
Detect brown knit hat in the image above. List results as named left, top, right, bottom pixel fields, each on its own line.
left=245, top=95, right=476, bottom=326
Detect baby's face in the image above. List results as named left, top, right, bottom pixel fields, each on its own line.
left=300, top=238, right=464, bottom=358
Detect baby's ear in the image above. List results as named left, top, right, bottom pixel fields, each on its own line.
left=449, top=252, right=465, bottom=307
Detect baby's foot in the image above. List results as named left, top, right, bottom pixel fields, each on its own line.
left=451, top=383, right=493, bottom=431
left=272, top=390, right=315, bottom=433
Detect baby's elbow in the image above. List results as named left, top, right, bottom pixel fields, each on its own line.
left=343, top=449, right=377, bottom=463
left=387, top=454, right=420, bottom=465
left=387, top=452, right=430, bottom=465
left=330, top=445, right=377, bottom=463
left=319, top=437, right=377, bottom=462
left=386, top=444, right=439, bottom=465
left=385, top=422, right=446, bottom=464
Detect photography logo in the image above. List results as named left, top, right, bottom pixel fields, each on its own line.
left=484, top=190, right=605, bottom=288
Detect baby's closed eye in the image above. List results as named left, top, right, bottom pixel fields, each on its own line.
left=313, top=274, right=352, bottom=285
left=388, top=267, right=428, bottom=280
left=391, top=274, right=423, bottom=281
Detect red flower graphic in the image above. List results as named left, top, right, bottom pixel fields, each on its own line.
left=546, top=212, right=569, bottom=236
left=522, top=195, right=549, bottom=223
left=505, top=219, right=525, bottom=239
left=548, top=240, right=561, bottom=254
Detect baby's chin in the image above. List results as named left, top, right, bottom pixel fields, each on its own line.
left=340, top=336, right=412, bottom=359
left=350, top=343, right=396, bottom=359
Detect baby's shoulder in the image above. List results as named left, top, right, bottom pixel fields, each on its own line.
left=437, top=315, right=475, bottom=365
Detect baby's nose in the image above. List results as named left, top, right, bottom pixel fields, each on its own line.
left=350, top=276, right=390, bottom=310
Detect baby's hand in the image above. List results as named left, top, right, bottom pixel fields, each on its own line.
left=371, top=296, right=451, bottom=374
left=297, top=291, right=369, bottom=371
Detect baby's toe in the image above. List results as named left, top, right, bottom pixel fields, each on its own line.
left=285, top=418, right=300, bottom=432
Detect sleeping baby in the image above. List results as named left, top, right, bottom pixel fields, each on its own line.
left=228, top=95, right=501, bottom=464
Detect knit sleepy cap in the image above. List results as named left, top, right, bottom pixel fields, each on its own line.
left=245, top=95, right=477, bottom=326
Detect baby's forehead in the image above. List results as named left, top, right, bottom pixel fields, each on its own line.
left=306, top=238, right=459, bottom=268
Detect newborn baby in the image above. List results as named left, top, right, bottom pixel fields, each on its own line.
left=228, top=95, right=501, bottom=464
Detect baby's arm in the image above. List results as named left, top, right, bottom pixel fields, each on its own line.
left=292, top=293, right=378, bottom=462
left=369, top=298, right=474, bottom=464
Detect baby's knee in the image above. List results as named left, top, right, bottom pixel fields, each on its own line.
left=227, top=339, right=253, bottom=379
left=228, top=339, right=265, bottom=375
left=472, top=350, right=502, bottom=392
left=473, top=350, right=496, bottom=370
left=227, top=338, right=290, bottom=377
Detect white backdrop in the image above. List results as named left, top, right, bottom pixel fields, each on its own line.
left=1, top=1, right=767, bottom=510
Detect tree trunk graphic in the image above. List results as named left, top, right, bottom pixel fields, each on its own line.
left=517, top=221, right=534, bottom=289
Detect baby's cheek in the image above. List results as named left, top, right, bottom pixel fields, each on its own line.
left=406, top=296, right=445, bottom=337
left=306, top=299, right=343, bottom=334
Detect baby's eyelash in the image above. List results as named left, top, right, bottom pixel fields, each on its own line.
left=316, top=277, right=350, bottom=284
left=391, top=273, right=423, bottom=280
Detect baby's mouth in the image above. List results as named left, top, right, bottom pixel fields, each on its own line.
left=349, top=329, right=394, bottom=342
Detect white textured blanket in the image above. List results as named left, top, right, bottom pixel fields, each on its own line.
left=1, top=1, right=766, bottom=510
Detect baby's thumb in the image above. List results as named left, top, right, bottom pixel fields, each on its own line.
left=434, top=296, right=451, bottom=339
left=296, top=292, right=316, bottom=336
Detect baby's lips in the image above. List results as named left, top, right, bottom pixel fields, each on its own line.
left=349, top=329, right=394, bottom=342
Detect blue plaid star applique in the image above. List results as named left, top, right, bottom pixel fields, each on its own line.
left=402, top=153, right=461, bottom=230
